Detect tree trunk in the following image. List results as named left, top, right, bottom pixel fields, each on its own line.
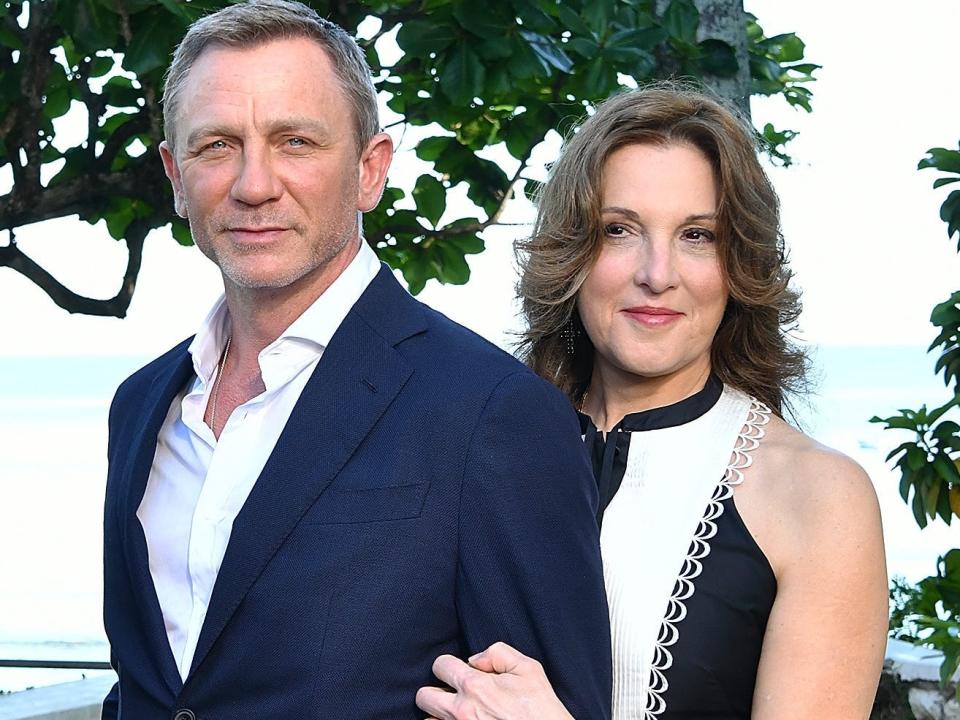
left=694, top=0, right=751, bottom=118
left=654, top=0, right=751, bottom=116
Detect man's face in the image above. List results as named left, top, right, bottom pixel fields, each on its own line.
left=160, top=37, right=391, bottom=293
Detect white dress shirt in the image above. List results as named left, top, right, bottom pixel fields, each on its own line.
left=137, top=241, right=381, bottom=680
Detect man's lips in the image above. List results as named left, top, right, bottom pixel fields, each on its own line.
left=225, top=227, right=290, bottom=242
left=228, top=226, right=288, bottom=233
left=621, top=306, right=684, bottom=327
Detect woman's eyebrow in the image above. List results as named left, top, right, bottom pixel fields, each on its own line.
left=601, top=206, right=643, bottom=222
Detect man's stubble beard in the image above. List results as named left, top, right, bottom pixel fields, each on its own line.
left=190, top=209, right=360, bottom=291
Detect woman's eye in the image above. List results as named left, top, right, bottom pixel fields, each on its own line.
left=604, top=223, right=627, bottom=236
left=682, top=228, right=715, bottom=243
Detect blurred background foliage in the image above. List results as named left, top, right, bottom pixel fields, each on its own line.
left=878, top=141, right=960, bottom=695
left=0, top=0, right=816, bottom=314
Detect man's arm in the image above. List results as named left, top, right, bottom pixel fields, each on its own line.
left=454, top=371, right=611, bottom=720
left=101, top=649, right=119, bottom=719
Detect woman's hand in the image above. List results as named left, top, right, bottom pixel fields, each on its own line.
left=416, top=641, right=575, bottom=720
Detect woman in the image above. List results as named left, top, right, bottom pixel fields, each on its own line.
left=416, top=85, right=888, bottom=719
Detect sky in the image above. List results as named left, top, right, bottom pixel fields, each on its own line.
left=0, top=1, right=959, bottom=357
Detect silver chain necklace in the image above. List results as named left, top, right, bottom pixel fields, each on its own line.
left=210, top=335, right=232, bottom=433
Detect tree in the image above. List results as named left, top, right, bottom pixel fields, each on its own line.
left=874, top=142, right=960, bottom=695
left=0, top=0, right=817, bottom=317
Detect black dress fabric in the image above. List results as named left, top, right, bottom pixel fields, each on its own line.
left=580, top=377, right=777, bottom=719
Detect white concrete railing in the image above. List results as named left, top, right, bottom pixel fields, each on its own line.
left=887, top=638, right=960, bottom=720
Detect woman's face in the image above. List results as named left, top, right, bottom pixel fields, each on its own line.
left=577, top=141, right=728, bottom=387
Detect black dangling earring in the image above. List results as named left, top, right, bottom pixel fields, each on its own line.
left=564, top=318, right=579, bottom=355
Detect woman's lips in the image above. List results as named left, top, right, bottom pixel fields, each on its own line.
left=621, top=307, right=683, bottom=327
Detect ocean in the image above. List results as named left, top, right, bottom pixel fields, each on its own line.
left=0, top=345, right=956, bottom=693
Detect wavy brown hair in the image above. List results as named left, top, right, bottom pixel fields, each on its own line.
left=516, top=83, right=808, bottom=417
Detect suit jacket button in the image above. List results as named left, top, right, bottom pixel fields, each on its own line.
left=173, top=710, right=196, bottom=720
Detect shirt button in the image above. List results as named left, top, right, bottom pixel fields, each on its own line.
left=173, top=710, right=196, bottom=720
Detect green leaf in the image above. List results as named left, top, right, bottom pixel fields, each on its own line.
left=934, top=177, right=960, bottom=189
left=439, top=44, right=485, bottom=105
left=506, top=34, right=550, bottom=80
left=567, top=37, right=600, bottom=60
left=412, top=174, right=446, bottom=227
left=928, top=400, right=959, bottom=425
left=89, top=54, right=115, bottom=78
left=926, top=481, right=943, bottom=517
left=0, top=23, right=24, bottom=51
left=940, top=650, right=960, bottom=687
left=123, top=16, right=176, bottom=75
left=934, top=453, right=960, bottom=485
left=43, top=87, right=71, bottom=120
left=519, top=30, right=573, bottom=73
left=453, top=3, right=509, bottom=40
left=477, top=36, right=514, bottom=61
left=69, top=0, right=120, bottom=55
left=555, top=4, right=592, bottom=37
left=157, top=0, right=195, bottom=23
left=699, top=39, right=738, bottom=77
left=171, top=219, right=193, bottom=246
left=583, top=56, right=616, bottom=94
left=920, top=147, right=960, bottom=175
left=436, top=242, right=471, bottom=284
left=908, top=445, right=927, bottom=472
left=662, top=0, right=700, bottom=43
left=447, top=234, right=484, bottom=254
left=396, top=20, right=457, bottom=58
left=937, top=484, right=953, bottom=524
left=763, top=33, right=805, bottom=62
left=416, top=136, right=456, bottom=162
left=582, top=0, right=614, bottom=34
left=913, top=483, right=930, bottom=528
left=899, top=473, right=912, bottom=504
left=609, top=26, right=668, bottom=52
left=101, top=74, right=141, bottom=108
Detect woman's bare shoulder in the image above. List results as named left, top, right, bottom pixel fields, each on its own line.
left=746, top=415, right=881, bottom=548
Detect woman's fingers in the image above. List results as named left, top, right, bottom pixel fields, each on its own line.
left=431, top=653, right=474, bottom=689
left=415, top=684, right=457, bottom=719
left=469, top=641, right=531, bottom=674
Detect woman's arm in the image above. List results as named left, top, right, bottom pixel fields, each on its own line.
left=750, top=444, right=888, bottom=719
left=416, top=642, right=574, bottom=720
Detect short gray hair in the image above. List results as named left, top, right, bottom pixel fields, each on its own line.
left=162, top=0, right=379, bottom=153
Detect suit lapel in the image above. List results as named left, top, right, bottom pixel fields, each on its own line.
left=119, top=344, right=194, bottom=695
left=188, top=268, right=423, bottom=677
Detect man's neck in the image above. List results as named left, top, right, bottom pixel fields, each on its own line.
left=221, top=239, right=361, bottom=364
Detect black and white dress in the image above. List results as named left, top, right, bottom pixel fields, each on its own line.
left=581, top=376, right=776, bottom=719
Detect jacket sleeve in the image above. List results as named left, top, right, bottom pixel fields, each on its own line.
left=101, top=649, right=119, bottom=719
left=456, top=371, right=612, bottom=720
left=101, top=681, right=119, bottom=720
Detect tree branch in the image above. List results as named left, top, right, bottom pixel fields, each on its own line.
left=15, top=0, right=55, bottom=194
left=0, top=158, right=170, bottom=230
left=0, top=219, right=148, bottom=317
left=97, top=114, right=150, bottom=172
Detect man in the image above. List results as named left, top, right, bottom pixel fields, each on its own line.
left=101, top=2, right=611, bottom=718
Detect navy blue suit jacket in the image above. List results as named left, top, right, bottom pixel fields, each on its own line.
left=102, top=266, right=611, bottom=719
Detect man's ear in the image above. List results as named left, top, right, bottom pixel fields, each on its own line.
left=357, top=132, right=394, bottom=212
left=159, top=141, right=188, bottom=218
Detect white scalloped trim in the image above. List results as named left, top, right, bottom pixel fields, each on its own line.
left=643, top=397, right=771, bottom=719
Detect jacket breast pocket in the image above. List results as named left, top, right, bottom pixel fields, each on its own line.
left=302, top=481, right=430, bottom=525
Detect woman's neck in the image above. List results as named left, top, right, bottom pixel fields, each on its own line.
left=582, top=362, right=713, bottom=432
